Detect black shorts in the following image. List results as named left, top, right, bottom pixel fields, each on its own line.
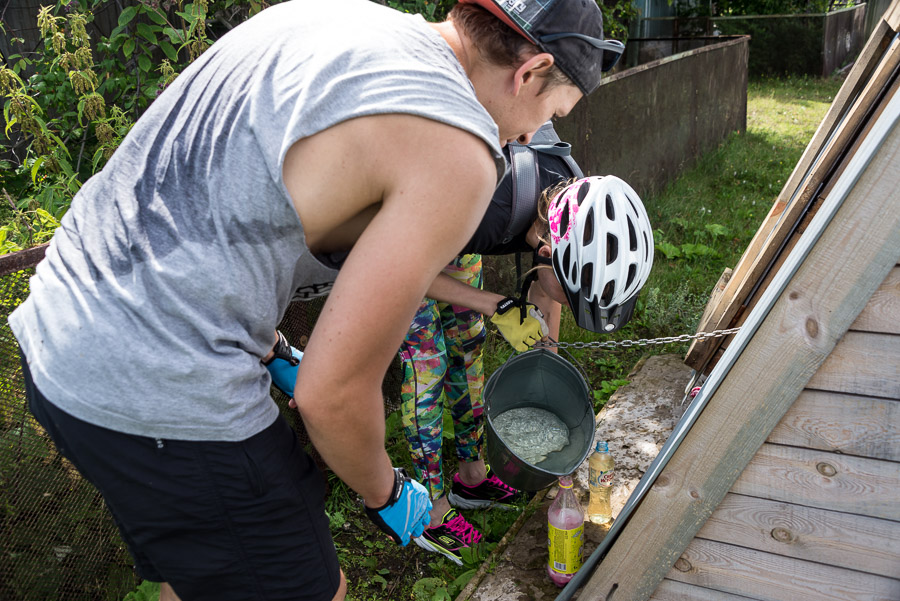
left=21, top=352, right=341, bottom=601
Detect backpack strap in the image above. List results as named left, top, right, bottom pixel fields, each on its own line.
left=527, top=121, right=584, bottom=180
left=501, top=121, right=583, bottom=245
left=503, top=143, right=541, bottom=245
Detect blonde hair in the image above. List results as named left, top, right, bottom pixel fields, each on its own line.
left=521, top=177, right=579, bottom=284
left=534, top=177, right=578, bottom=246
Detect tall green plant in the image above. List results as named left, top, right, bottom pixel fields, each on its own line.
left=0, top=0, right=265, bottom=253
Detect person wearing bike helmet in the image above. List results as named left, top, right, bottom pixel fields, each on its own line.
left=398, top=119, right=654, bottom=565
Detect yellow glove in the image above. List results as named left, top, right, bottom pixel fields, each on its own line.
left=490, top=297, right=549, bottom=352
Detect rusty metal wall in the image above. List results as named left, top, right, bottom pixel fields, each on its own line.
left=823, top=4, right=868, bottom=76
left=554, top=36, right=750, bottom=200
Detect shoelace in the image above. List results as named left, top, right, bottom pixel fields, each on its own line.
left=445, top=513, right=483, bottom=545
left=486, top=474, right=517, bottom=496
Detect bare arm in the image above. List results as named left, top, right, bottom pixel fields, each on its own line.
left=282, top=115, right=497, bottom=507
left=425, top=272, right=504, bottom=316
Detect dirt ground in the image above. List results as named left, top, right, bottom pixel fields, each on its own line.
left=457, top=353, right=694, bottom=601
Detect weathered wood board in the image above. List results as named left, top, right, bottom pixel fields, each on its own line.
left=806, top=330, right=900, bottom=399
left=730, top=443, right=900, bottom=521
left=768, top=389, right=900, bottom=460
left=850, top=265, right=900, bottom=333
left=696, top=492, right=900, bottom=578
left=665, top=538, right=900, bottom=601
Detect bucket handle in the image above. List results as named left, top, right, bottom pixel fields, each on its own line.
left=553, top=342, right=592, bottom=391
left=486, top=345, right=593, bottom=405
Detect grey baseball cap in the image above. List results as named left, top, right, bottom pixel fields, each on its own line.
left=458, top=0, right=624, bottom=95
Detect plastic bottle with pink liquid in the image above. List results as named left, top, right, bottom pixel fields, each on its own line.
left=547, top=475, right=585, bottom=587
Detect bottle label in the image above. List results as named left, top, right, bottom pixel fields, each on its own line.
left=589, top=468, right=614, bottom=488
left=547, top=523, right=584, bottom=574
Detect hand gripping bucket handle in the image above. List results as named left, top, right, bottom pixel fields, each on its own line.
left=484, top=349, right=595, bottom=491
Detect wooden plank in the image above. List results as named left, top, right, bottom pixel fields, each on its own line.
left=649, top=579, right=758, bottom=601
left=806, top=331, right=900, bottom=399
left=696, top=492, right=900, bottom=578
left=579, top=100, right=900, bottom=601
left=886, top=0, right=900, bottom=30
left=742, top=78, right=900, bottom=335
left=0, top=243, right=49, bottom=277
left=730, top=443, right=900, bottom=521
left=694, top=268, right=733, bottom=335
left=666, top=538, right=900, bottom=601
left=684, top=28, right=900, bottom=373
left=851, top=265, right=900, bottom=333
left=769, top=389, right=900, bottom=460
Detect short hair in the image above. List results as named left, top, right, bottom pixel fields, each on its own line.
left=449, top=4, right=572, bottom=93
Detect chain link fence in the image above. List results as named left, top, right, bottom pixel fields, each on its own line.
left=0, top=246, right=402, bottom=600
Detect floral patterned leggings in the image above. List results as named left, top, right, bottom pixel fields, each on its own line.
left=398, top=254, right=486, bottom=500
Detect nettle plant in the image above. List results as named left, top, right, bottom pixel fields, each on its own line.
left=0, top=0, right=266, bottom=253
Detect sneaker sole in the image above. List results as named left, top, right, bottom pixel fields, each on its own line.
left=413, top=536, right=463, bottom=566
left=447, top=491, right=519, bottom=510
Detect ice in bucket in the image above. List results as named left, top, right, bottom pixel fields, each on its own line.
left=492, top=407, right=571, bottom=466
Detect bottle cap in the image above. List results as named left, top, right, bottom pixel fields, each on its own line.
left=596, top=441, right=609, bottom=453
left=558, top=475, right=574, bottom=488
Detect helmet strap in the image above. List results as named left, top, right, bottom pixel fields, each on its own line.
left=514, top=247, right=549, bottom=319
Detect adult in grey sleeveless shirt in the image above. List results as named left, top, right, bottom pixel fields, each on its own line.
left=10, top=0, right=503, bottom=442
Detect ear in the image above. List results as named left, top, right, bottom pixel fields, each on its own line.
left=512, top=52, right=555, bottom=96
left=537, top=243, right=552, bottom=258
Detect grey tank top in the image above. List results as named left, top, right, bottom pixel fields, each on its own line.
left=9, top=0, right=504, bottom=441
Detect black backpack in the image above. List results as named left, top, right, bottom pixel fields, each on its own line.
left=500, top=121, right=583, bottom=245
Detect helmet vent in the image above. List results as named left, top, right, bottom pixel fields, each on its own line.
left=626, top=264, right=636, bottom=289
left=577, top=181, right=591, bottom=204
left=606, top=233, right=618, bottom=265
left=605, top=194, right=615, bottom=220
left=643, top=231, right=650, bottom=259
left=583, top=207, right=594, bottom=245
left=560, top=205, right=570, bottom=236
left=601, top=281, right=615, bottom=305
left=581, top=264, right=593, bottom=297
left=563, top=246, right=572, bottom=280
left=627, top=194, right=639, bottom=214
left=628, top=218, right=638, bottom=251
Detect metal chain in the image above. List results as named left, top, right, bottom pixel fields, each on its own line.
left=534, top=327, right=742, bottom=350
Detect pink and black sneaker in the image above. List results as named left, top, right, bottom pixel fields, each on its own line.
left=414, top=508, right=483, bottom=566
left=447, top=465, right=528, bottom=510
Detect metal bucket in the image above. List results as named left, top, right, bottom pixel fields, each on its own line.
left=484, top=349, right=595, bottom=491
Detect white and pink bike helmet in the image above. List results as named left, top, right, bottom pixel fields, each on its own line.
left=548, top=176, right=654, bottom=333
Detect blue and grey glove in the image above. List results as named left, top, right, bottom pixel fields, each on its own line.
left=364, top=468, right=432, bottom=546
left=262, top=330, right=303, bottom=398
